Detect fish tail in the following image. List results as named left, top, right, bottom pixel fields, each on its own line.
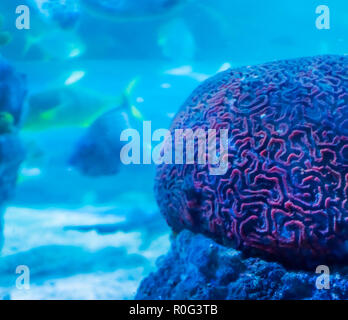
left=121, top=77, right=144, bottom=121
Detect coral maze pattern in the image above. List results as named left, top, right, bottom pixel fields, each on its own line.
left=155, top=55, right=348, bottom=267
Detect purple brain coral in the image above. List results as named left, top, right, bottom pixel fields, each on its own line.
left=155, top=55, right=348, bottom=268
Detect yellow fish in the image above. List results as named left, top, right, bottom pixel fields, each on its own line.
left=23, top=78, right=142, bottom=131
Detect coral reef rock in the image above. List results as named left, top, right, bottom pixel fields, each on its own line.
left=136, top=230, right=348, bottom=300
left=155, top=55, right=348, bottom=268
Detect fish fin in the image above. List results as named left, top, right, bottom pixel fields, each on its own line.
left=130, top=105, right=143, bottom=120
left=116, top=77, right=144, bottom=121
left=125, top=77, right=139, bottom=97
left=23, top=34, right=42, bottom=55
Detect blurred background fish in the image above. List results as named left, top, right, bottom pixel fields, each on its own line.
left=81, top=0, right=190, bottom=20
left=23, top=29, right=85, bottom=60
left=68, top=101, right=131, bottom=177
left=0, top=15, right=11, bottom=47
left=24, top=78, right=139, bottom=131
left=158, top=18, right=195, bottom=62
left=30, top=0, right=80, bottom=29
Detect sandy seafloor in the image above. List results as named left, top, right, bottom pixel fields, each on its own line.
left=0, top=205, right=170, bottom=299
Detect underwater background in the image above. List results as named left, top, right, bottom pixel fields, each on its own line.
left=0, top=0, right=346, bottom=299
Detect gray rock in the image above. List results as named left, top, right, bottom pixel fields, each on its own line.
left=136, top=230, right=348, bottom=300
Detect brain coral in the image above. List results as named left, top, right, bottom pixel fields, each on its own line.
left=155, top=55, right=348, bottom=268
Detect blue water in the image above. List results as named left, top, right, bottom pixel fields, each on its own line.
left=0, top=0, right=346, bottom=299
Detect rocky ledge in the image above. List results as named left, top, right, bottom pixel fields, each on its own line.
left=136, top=230, right=348, bottom=300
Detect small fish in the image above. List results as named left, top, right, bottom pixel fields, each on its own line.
left=158, top=18, right=195, bottom=62
left=0, top=32, right=11, bottom=46
left=164, top=65, right=210, bottom=82
left=0, top=15, right=11, bottom=46
left=0, top=112, right=14, bottom=134
left=23, top=27, right=85, bottom=60
left=81, top=0, right=189, bottom=20
left=69, top=98, right=131, bottom=177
